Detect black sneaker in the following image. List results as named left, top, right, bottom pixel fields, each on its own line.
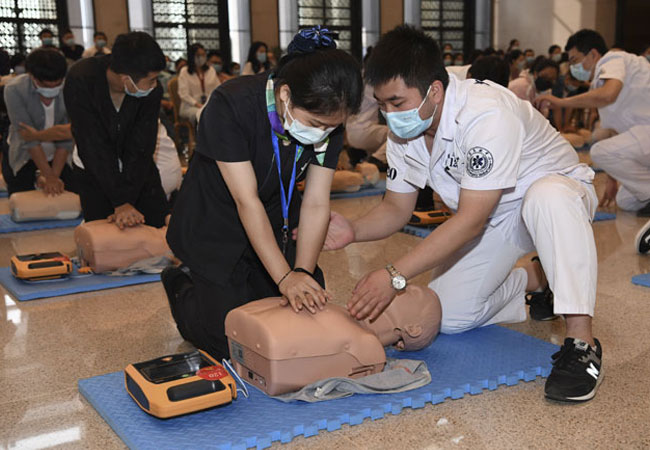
left=545, top=338, right=603, bottom=403
left=525, top=287, right=559, bottom=321
left=634, top=219, right=650, bottom=254
left=637, top=202, right=650, bottom=217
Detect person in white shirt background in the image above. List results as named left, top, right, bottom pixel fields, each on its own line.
left=82, top=31, right=111, bottom=58
left=177, top=43, right=220, bottom=126
left=318, top=25, right=603, bottom=404
left=536, top=29, right=650, bottom=216
left=241, top=41, right=270, bottom=76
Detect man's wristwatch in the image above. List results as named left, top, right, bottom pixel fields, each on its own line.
left=385, top=264, right=407, bottom=291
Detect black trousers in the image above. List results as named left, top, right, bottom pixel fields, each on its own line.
left=171, top=248, right=325, bottom=361
left=1, top=150, right=77, bottom=195
left=73, top=165, right=169, bottom=228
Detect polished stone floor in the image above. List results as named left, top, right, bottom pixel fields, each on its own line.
left=1, top=171, right=649, bottom=450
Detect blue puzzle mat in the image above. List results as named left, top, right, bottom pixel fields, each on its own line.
left=0, top=267, right=160, bottom=301
left=0, top=213, right=82, bottom=233
left=401, top=224, right=437, bottom=238
left=593, top=211, right=615, bottom=221
left=631, top=273, right=650, bottom=288
left=78, top=326, right=557, bottom=450
left=330, top=179, right=386, bottom=200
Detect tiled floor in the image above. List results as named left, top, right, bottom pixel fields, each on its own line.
left=1, top=171, right=650, bottom=449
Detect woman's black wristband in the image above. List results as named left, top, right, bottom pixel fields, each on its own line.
left=293, top=267, right=314, bottom=278
left=277, top=269, right=292, bottom=287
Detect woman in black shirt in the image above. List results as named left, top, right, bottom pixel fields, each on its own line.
left=164, top=28, right=363, bottom=360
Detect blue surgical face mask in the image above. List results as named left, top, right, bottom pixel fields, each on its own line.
left=443, top=59, right=452, bottom=66
left=570, top=61, right=591, bottom=81
left=526, top=56, right=535, bottom=64
left=213, top=63, right=222, bottom=73
left=65, top=38, right=75, bottom=46
left=257, top=52, right=267, bottom=63
left=96, top=39, right=106, bottom=48
left=381, top=85, right=437, bottom=140
left=511, top=46, right=520, bottom=51
left=454, top=60, right=463, bottom=66
left=283, top=100, right=335, bottom=145
left=42, top=37, right=54, bottom=46
left=552, top=53, right=562, bottom=62
left=125, top=76, right=154, bottom=98
left=35, top=83, right=63, bottom=98
left=517, top=60, right=526, bottom=70
left=566, top=83, right=578, bottom=93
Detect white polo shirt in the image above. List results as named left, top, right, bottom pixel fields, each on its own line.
left=386, top=75, right=593, bottom=221
left=592, top=50, right=650, bottom=134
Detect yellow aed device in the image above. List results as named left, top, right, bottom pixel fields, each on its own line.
left=408, top=210, right=452, bottom=227
left=10, top=252, right=73, bottom=281
left=124, top=350, right=237, bottom=419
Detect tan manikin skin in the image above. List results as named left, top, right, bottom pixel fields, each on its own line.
left=224, top=285, right=441, bottom=396
left=9, top=190, right=81, bottom=222
left=74, top=219, right=171, bottom=273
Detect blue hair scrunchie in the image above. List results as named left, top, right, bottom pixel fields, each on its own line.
left=287, top=26, right=337, bottom=55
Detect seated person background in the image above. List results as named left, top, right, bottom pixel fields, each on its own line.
left=82, top=31, right=111, bottom=58
left=0, top=54, right=26, bottom=86
left=177, top=43, right=220, bottom=126
left=60, top=29, right=84, bottom=62
left=509, top=57, right=560, bottom=123
left=64, top=32, right=169, bottom=229
left=241, top=41, right=270, bottom=75
left=38, top=29, right=57, bottom=50
left=2, top=49, right=75, bottom=196
left=207, top=49, right=232, bottom=83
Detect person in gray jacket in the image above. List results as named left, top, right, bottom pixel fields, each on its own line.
left=2, top=48, right=75, bottom=195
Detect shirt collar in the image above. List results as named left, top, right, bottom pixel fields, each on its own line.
left=435, top=73, right=461, bottom=143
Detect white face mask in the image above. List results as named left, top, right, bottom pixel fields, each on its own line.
left=283, top=99, right=335, bottom=145
left=34, top=80, right=62, bottom=98
left=195, top=55, right=207, bottom=67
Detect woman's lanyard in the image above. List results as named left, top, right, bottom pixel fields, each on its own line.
left=266, top=75, right=304, bottom=255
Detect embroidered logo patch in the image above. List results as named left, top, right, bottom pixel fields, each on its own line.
left=466, top=147, right=493, bottom=178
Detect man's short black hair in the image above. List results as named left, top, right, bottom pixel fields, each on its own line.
left=548, top=44, right=560, bottom=54
left=467, top=55, right=509, bottom=87
left=365, top=25, right=449, bottom=96
left=25, top=48, right=67, bottom=81
left=39, top=28, right=54, bottom=38
left=10, top=53, right=25, bottom=70
left=109, top=32, right=165, bottom=82
left=207, top=49, right=222, bottom=59
left=94, top=31, right=107, bottom=39
left=565, top=29, right=608, bottom=56
left=532, top=57, right=559, bottom=75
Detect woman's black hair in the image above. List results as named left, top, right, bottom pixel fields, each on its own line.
left=531, top=57, right=559, bottom=75
left=109, top=32, right=166, bottom=82
left=10, top=53, right=26, bottom=70
left=93, top=31, right=107, bottom=39
left=39, top=28, right=54, bottom=38
left=365, top=25, right=449, bottom=97
left=26, top=48, right=67, bottom=81
left=443, top=52, right=453, bottom=60
left=246, top=41, right=269, bottom=74
left=225, top=61, right=240, bottom=75
left=274, top=28, right=362, bottom=116
left=505, top=49, right=523, bottom=66
left=467, top=55, right=509, bottom=87
left=467, top=49, right=484, bottom=64
left=187, top=43, right=207, bottom=75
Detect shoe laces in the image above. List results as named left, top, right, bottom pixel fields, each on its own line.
left=551, top=340, right=594, bottom=372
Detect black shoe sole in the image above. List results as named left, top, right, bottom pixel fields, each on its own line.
left=545, top=369, right=604, bottom=403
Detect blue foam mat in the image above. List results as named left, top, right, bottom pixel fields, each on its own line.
left=0, top=266, right=160, bottom=301
left=631, top=273, right=650, bottom=287
left=78, top=325, right=557, bottom=450
left=0, top=213, right=82, bottom=233
left=593, top=211, right=615, bottom=222
left=330, top=179, right=386, bottom=200
left=401, top=224, right=437, bottom=238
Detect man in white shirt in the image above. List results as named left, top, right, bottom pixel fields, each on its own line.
left=82, top=31, right=111, bottom=58
left=536, top=29, right=650, bottom=215
left=322, top=26, right=602, bottom=403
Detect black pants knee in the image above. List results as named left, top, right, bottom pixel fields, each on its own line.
left=73, top=165, right=169, bottom=227
left=171, top=249, right=325, bottom=361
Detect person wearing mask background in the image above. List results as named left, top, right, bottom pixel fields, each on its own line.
left=207, top=49, right=231, bottom=82
left=39, top=29, right=57, bottom=49
left=162, top=27, right=363, bottom=361
left=524, top=49, right=535, bottom=66
left=82, top=31, right=111, bottom=58
left=3, top=49, right=75, bottom=195
left=505, top=49, right=525, bottom=80
left=226, top=61, right=240, bottom=77
left=549, top=45, right=562, bottom=62
left=467, top=55, right=510, bottom=87
left=60, top=29, right=83, bottom=61
left=536, top=29, right=650, bottom=216
left=64, top=32, right=169, bottom=229
left=0, top=54, right=26, bottom=86
left=507, top=38, right=520, bottom=53
left=177, top=43, right=220, bottom=126
left=175, top=58, right=187, bottom=73
left=442, top=43, right=453, bottom=54
left=241, top=41, right=270, bottom=75
left=453, top=53, right=464, bottom=66
left=443, top=52, right=453, bottom=67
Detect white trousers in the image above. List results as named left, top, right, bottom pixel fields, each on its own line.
left=430, top=174, right=598, bottom=334
left=590, top=125, right=650, bottom=211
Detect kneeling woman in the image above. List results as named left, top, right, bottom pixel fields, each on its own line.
left=164, top=28, right=363, bottom=359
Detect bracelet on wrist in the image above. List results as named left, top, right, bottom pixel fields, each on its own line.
left=277, top=269, right=292, bottom=287
left=293, top=267, right=314, bottom=278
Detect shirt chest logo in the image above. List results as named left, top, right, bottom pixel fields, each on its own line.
left=466, top=147, right=494, bottom=178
